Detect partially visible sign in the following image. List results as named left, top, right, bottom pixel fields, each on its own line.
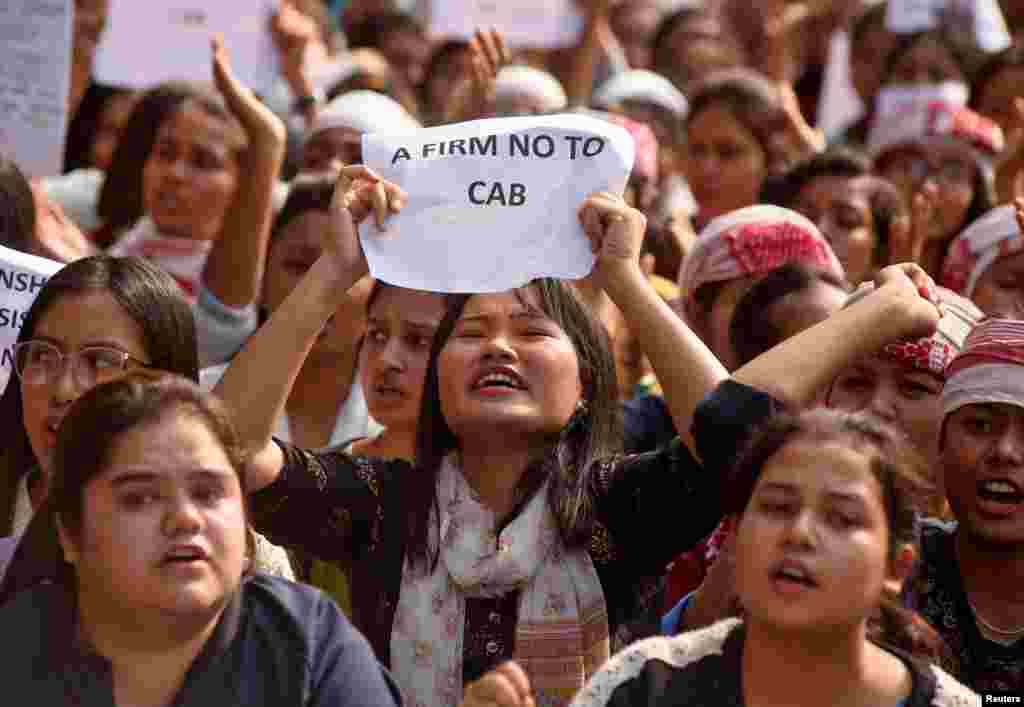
left=429, top=0, right=584, bottom=48
left=886, top=0, right=1010, bottom=52
left=0, top=0, right=73, bottom=177
left=95, top=0, right=279, bottom=94
left=359, top=114, right=635, bottom=293
left=0, top=246, right=62, bottom=393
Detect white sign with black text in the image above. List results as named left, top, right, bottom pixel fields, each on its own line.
left=0, top=246, right=62, bottom=394
left=359, top=114, right=635, bottom=294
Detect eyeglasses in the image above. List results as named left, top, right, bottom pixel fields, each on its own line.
left=13, top=340, right=149, bottom=388
left=883, top=156, right=974, bottom=187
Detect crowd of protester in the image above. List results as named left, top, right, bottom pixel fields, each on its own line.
left=1, top=0, right=1023, bottom=704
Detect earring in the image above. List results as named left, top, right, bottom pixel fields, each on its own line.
left=575, top=399, right=589, bottom=414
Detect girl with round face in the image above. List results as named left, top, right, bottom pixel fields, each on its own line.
left=352, top=284, right=444, bottom=460
left=0, top=373, right=400, bottom=706
left=0, top=255, right=198, bottom=535
left=474, top=410, right=976, bottom=707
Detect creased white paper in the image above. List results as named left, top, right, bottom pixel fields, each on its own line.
left=359, top=114, right=635, bottom=294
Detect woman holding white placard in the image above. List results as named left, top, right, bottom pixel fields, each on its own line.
left=213, top=164, right=943, bottom=706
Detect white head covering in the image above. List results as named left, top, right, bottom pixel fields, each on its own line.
left=593, top=70, right=689, bottom=119
left=493, top=65, right=568, bottom=113
left=307, top=90, right=421, bottom=139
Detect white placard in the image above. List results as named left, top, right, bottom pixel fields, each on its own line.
left=94, top=0, right=279, bottom=95
left=0, top=0, right=73, bottom=177
left=428, top=0, right=583, bottom=48
left=0, top=246, right=63, bottom=394
left=360, top=114, right=635, bottom=294
left=886, top=0, right=1010, bottom=52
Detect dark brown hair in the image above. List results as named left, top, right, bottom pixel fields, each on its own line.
left=95, top=82, right=245, bottom=245
left=0, top=255, right=198, bottom=535
left=0, top=371, right=250, bottom=604
left=727, top=408, right=954, bottom=668
left=407, top=279, right=621, bottom=571
left=685, top=69, right=790, bottom=174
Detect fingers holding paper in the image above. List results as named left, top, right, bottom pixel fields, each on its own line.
left=325, top=165, right=406, bottom=282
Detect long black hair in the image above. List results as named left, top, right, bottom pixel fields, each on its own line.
left=406, top=279, right=621, bottom=571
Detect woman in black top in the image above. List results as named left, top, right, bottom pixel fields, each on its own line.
left=214, top=167, right=946, bottom=706
left=0, top=372, right=399, bottom=706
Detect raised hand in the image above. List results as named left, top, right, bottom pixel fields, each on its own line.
left=442, top=28, right=512, bottom=123
left=462, top=662, right=535, bottom=707
left=578, top=191, right=647, bottom=291
left=889, top=181, right=938, bottom=267
left=211, top=34, right=285, bottom=144
left=270, top=0, right=320, bottom=81
left=322, top=165, right=406, bottom=283
left=873, top=262, right=943, bottom=341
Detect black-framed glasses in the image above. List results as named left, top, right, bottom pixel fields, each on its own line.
left=13, top=340, right=149, bottom=388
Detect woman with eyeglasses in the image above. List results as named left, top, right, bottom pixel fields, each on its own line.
left=0, top=255, right=294, bottom=582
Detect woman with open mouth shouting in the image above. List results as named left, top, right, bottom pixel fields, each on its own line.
left=0, top=372, right=400, bottom=706
left=567, top=408, right=978, bottom=707
left=214, top=161, right=947, bottom=706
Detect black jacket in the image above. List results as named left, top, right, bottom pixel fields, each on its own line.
left=0, top=573, right=402, bottom=706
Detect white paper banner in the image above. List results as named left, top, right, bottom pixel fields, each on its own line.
left=359, top=114, right=635, bottom=294
left=428, top=0, right=583, bottom=48
left=0, top=246, right=63, bottom=394
left=0, top=0, right=73, bottom=177
left=94, top=0, right=279, bottom=95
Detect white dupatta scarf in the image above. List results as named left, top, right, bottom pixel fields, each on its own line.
left=391, top=456, right=609, bottom=707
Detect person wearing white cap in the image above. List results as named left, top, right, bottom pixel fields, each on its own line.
left=491, top=65, right=568, bottom=117
left=301, top=90, right=420, bottom=172
left=593, top=69, right=687, bottom=145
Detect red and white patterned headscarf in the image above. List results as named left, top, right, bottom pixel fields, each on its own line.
left=943, top=318, right=1024, bottom=417
left=835, top=284, right=982, bottom=379
left=676, top=205, right=845, bottom=300
left=941, top=205, right=1024, bottom=298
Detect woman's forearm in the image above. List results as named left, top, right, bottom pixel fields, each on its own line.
left=606, top=267, right=729, bottom=455
left=203, top=131, right=286, bottom=309
left=214, top=256, right=360, bottom=475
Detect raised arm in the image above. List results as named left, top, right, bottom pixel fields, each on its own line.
left=213, top=167, right=405, bottom=490
left=732, top=263, right=944, bottom=408
left=579, top=193, right=728, bottom=456
left=201, top=35, right=287, bottom=309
